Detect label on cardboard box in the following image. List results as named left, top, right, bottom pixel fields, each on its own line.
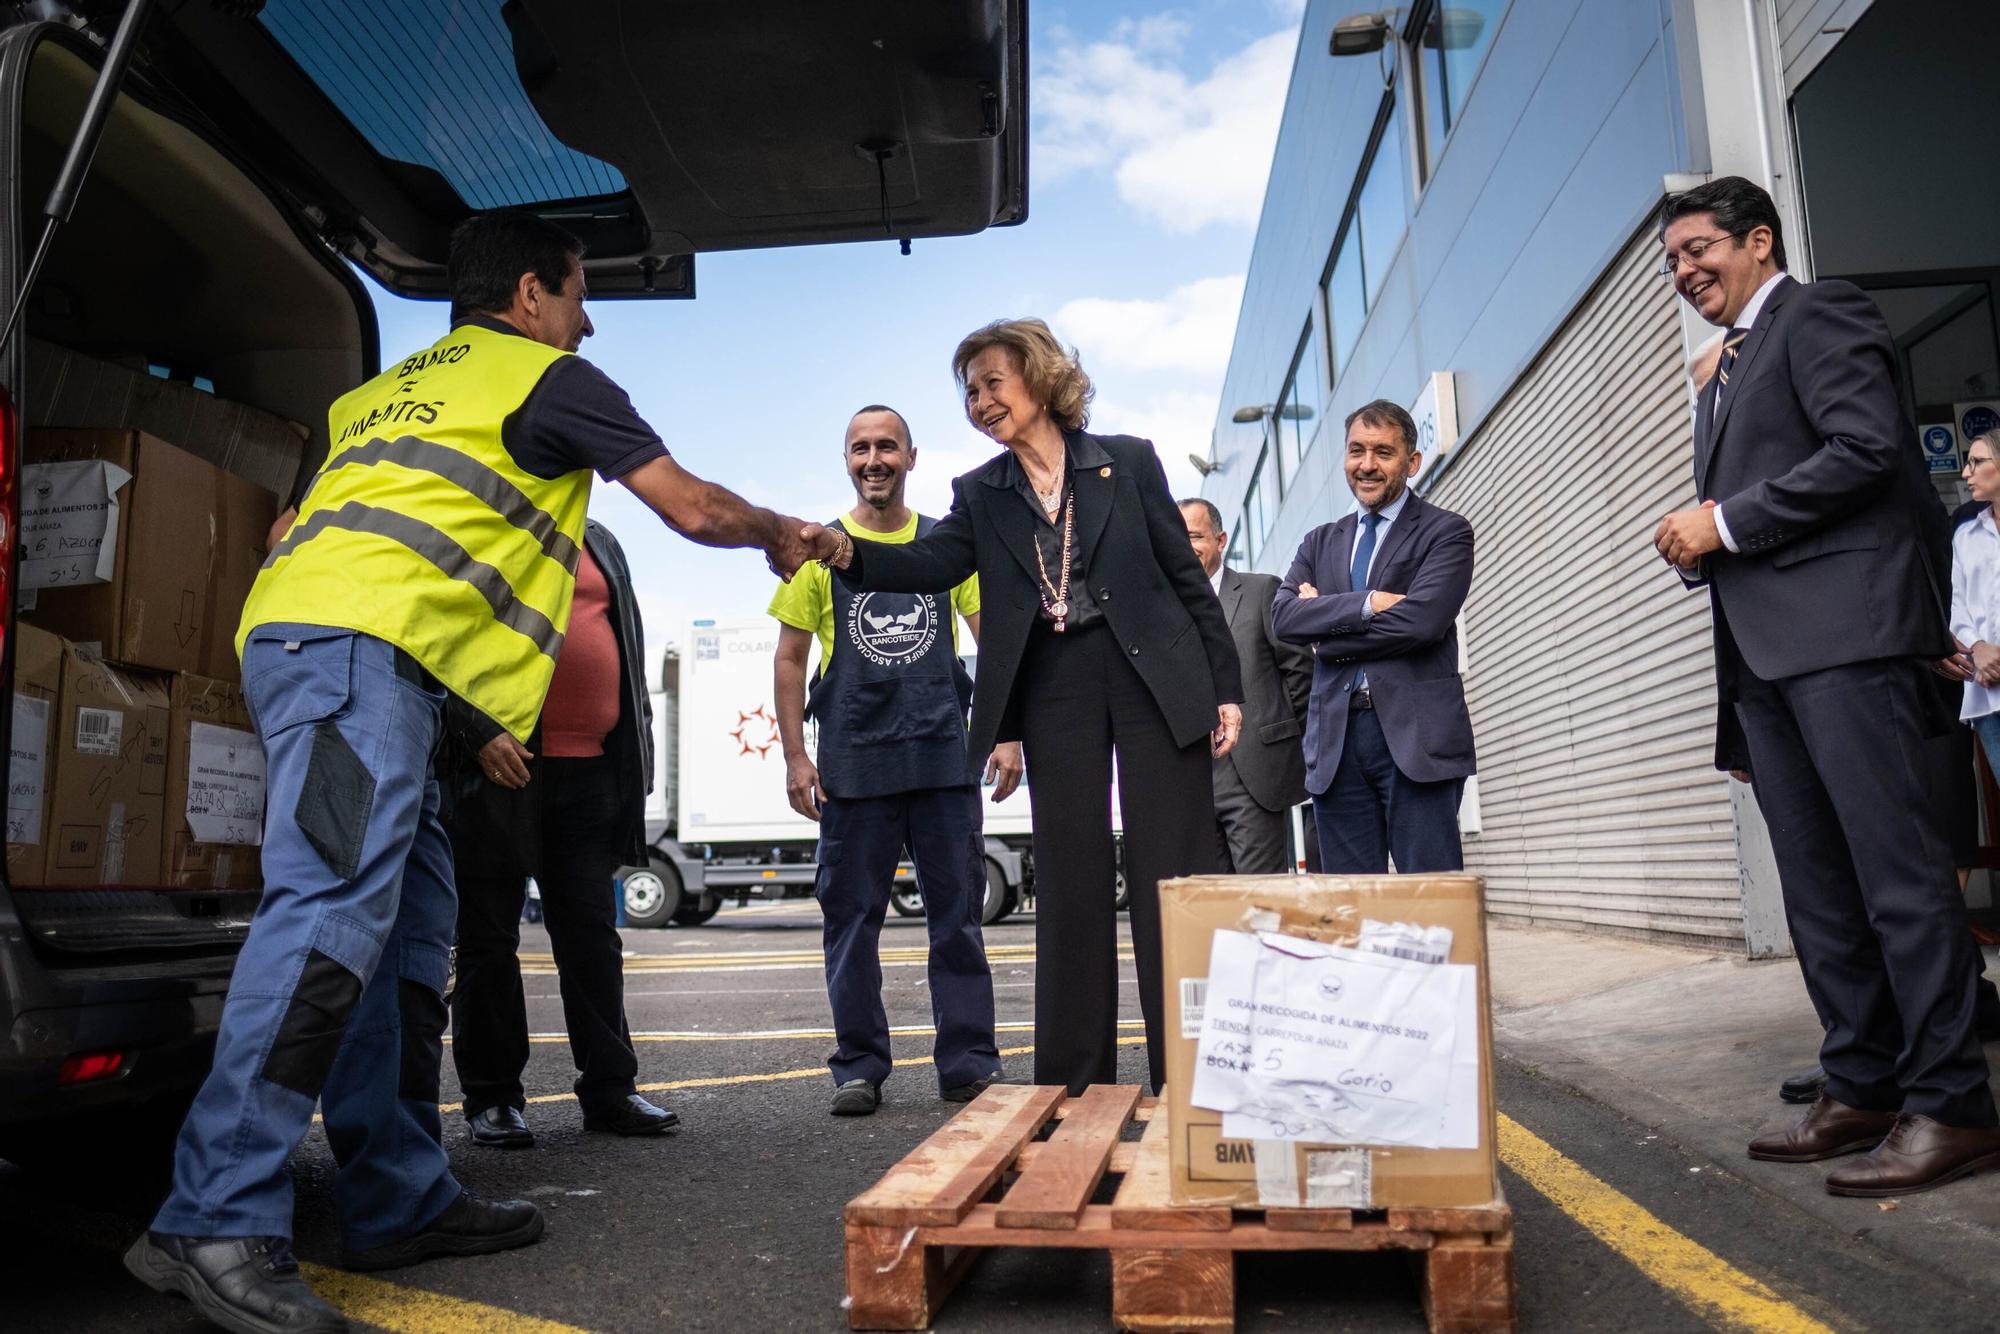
left=20, top=459, right=130, bottom=588
left=1179, top=977, right=1207, bottom=1038
left=185, top=723, right=264, bottom=846
left=1305, top=1148, right=1373, bottom=1207
left=8, top=697, right=50, bottom=843
left=75, top=707, right=123, bottom=756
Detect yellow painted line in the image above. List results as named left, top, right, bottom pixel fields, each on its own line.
left=1497, top=1114, right=1833, bottom=1334
left=299, top=1264, right=591, bottom=1334
left=522, top=948, right=1132, bottom=978
left=526, top=945, right=1044, bottom=965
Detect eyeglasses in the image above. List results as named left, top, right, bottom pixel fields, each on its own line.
left=1658, top=231, right=1748, bottom=279
left=1968, top=455, right=1997, bottom=471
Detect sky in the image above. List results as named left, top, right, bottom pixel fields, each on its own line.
left=365, top=1, right=1308, bottom=686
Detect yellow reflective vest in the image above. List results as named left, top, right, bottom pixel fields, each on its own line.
left=238, top=323, right=592, bottom=741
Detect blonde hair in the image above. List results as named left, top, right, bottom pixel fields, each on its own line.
left=952, top=318, right=1094, bottom=431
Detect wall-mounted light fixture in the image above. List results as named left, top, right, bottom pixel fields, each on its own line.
left=1187, top=452, right=1223, bottom=477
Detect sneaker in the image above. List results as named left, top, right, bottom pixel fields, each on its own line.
left=339, top=1189, right=544, bottom=1272
left=830, top=1079, right=881, bottom=1116
left=940, top=1072, right=1003, bottom=1103
left=124, top=1232, right=346, bottom=1334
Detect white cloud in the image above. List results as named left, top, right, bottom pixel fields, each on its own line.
left=1085, top=387, right=1224, bottom=502
left=1053, top=274, right=1245, bottom=376
left=1036, top=22, right=1298, bottom=232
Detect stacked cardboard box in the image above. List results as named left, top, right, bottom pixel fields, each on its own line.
left=43, top=643, right=171, bottom=886
left=22, top=428, right=276, bottom=681
left=5, top=625, right=65, bottom=884
left=163, top=674, right=264, bottom=891
left=1161, top=873, right=1497, bottom=1210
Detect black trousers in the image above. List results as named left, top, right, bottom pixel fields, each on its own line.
left=1734, top=655, right=1996, bottom=1127
left=451, top=754, right=638, bottom=1117
left=1018, top=623, right=1218, bottom=1095
left=1311, top=706, right=1464, bottom=874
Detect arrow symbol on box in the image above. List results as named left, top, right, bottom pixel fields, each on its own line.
left=174, top=589, right=197, bottom=647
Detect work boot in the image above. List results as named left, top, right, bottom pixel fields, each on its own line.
left=339, top=1189, right=544, bottom=1272
left=124, top=1232, right=346, bottom=1334
left=830, top=1079, right=881, bottom=1116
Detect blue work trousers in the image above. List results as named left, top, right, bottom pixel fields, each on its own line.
left=815, top=786, right=1000, bottom=1092
left=153, top=626, right=462, bottom=1249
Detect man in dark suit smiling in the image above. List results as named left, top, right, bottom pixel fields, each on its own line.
left=1271, top=400, right=1475, bottom=874
left=1654, top=176, right=1999, bottom=1197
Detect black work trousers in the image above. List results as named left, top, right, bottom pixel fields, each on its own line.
left=1018, top=623, right=1218, bottom=1095
left=451, top=754, right=638, bottom=1118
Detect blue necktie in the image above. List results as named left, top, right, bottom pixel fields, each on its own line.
left=1350, top=511, right=1381, bottom=589
left=1350, top=512, right=1381, bottom=690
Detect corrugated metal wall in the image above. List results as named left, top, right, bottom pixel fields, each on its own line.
left=1426, top=229, right=1745, bottom=946
left=1774, top=0, right=1874, bottom=90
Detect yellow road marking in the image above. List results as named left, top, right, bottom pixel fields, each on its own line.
left=299, top=1264, right=591, bottom=1334
left=1497, top=1115, right=1834, bottom=1333
left=518, top=1020, right=1148, bottom=1044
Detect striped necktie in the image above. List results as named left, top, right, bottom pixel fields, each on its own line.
left=1715, top=328, right=1748, bottom=396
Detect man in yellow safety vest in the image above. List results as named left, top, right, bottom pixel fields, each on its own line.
left=126, top=213, right=812, bottom=1334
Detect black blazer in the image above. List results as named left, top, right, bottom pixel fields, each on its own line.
left=1217, top=567, right=1311, bottom=810
left=442, top=520, right=656, bottom=872
left=850, top=430, right=1243, bottom=761
left=1690, top=276, right=1952, bottom=684
left=1271, top=492, right=1476, bottom=789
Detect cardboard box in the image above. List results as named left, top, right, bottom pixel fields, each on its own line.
left=201, top=470, right=278, bottom=681
left=24, top=428, right=269, bottom=675
left=24, top=337, right=309, bottom=499
left=1161, top=874, right=1497, bottom=1210
left=45, top=644, right=170, bottom=885
left=163, top=674, right=264, bottom=891
left=6, top=625, right=65, bottom=885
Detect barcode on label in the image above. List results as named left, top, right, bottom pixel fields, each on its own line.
left=1179, top=977, right=1208, bottom=1037
left=75, top=707, right=122, bottom=756
left=1379, top=944, right=1449, bottom=964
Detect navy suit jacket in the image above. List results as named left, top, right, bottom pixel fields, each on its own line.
left=1684, top=276, right=1955, bottom=766
left=1271, top=492, right=1476, bottom=791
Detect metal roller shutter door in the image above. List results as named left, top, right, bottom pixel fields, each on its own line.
left=1427, top=230, right=1743, bottom=947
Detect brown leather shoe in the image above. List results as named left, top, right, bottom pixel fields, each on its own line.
left=1824, top=1115, right=2000, bottom=1197
left=1747, top=1095, right=1897, bottom=1162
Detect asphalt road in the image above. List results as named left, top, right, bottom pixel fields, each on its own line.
left=2, top=900, right=1992, bottom=1332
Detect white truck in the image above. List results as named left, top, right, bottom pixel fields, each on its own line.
left=620, top=618, right=1105, bottom=929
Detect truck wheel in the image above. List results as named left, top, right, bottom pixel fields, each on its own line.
left=980, top=860, right=1013, bottom=925
left=672, top=894, right=723, bottom=926
left=890, top=884, right=925, bottom=917
left=1113, top=865, right=1130, bottom=913
left=621, top=859, right=683, bottom=928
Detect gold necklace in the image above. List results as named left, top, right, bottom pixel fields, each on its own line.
left=1033, top=490, right=1075, bottom=632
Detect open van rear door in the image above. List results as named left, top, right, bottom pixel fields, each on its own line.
left=142, top=0, right=1030, bottom=300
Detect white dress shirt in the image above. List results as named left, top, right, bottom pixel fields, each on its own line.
left=1952, top=509, right=2000, bottom=721
left=1209, top=565, right=1224, bottom=598
left=1710, top=270, right=1789, bottom=555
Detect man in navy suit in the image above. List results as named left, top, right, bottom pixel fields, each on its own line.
left=1271, top=400, right=1475, bottom=873
left=1654, top=176, right=1999, bottom=1197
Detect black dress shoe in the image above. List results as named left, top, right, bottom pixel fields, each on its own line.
left=467, top=1105, right=535, bottom=1149
left=582, top=1093, right=681, bottom=1136
left=1778, top=1065, right=1828, bottom=1104
left=340, top=1189, right=544, bottom=1272
left=124, top=1232, right=346, bottom=1334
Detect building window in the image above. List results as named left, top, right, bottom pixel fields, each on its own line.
left=1321, top=100, right=1410, bottom=383
left=1325, top=230, right=1365, bottom=379
left=1242, top=447, right=1274, bottom=559
left=1278, top=318, right=1325, bottom=467
left=1412, top=0, right=1506, bottom=180
left=1357, top=99, right=1409, bottom=305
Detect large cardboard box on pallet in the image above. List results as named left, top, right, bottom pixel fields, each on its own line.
left=6, top=625, right=65, bottom=885
left=1161, top=874, right=1497, bottom=1210
left=163, top=674, right=264, bottom=891
left=45, top=644, right=170, bottom=885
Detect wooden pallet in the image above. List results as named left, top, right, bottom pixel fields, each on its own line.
left=844, top=1084, right=1514, bottom=1333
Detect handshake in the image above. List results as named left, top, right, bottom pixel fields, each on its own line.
left=765, top=521, right=852, bottom=582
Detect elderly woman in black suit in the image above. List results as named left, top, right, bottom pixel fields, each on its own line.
left=806, top=318, right=1243, bottom=1094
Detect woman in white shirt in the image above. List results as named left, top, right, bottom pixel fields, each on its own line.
left=1951, top=430, right=2000, bottom=766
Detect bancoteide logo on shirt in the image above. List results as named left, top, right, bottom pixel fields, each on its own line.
left=847, top=593, right=939, bottom=668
